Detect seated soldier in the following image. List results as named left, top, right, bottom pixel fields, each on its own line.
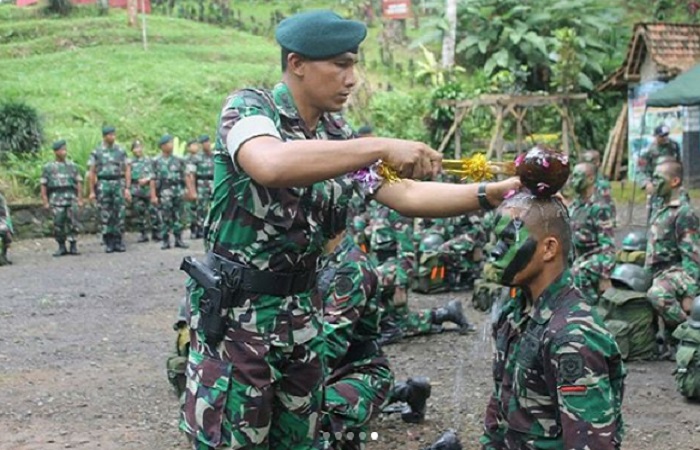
left=315, top=230, right=430, bottom=449
left=645, top=160, right=700, bottom=340
left=0, top=191, right=13, bottom=266
left=482, top=193, right=625, bottom=449
left=568, top=161, right=616, bottom=304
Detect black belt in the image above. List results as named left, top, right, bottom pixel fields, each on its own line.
left=206, top=250, right=316, bottom=297
left=337, top=340, right=381, bottom=367
left=160, top=180, right=183, bottom=187
left=49, top=186, right=75, bottom=192
left=97, top=175, right=122, bottom=180
left=197, top=176, right=214, bottom=180
left=375, top=249, right=395, bottom=264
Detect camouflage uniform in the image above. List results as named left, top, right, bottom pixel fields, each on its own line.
left=438, top=215, right=485, bottom=288
left=153, top=154, right=187, bottom=239
left=481, top=270, right=626, bottom=449
left=645, top=199, right=700, bottom=329
left=88, top=142, right=128, bottom=238
left=596, top=174, right=617, bottom=227
left=187, top=152, right=215, bottom=237
left=149, top=157, right=162, bottom=239
left=40, top=160, right=82, bottom=243
left=314, top=235, right=393, bottom=450
left=569, top=192, right=616, bottom=304
left=181, top=83, right=371, bottom=450
left=128, top=155, right=154, bottom=235
left=348, top=193, right=370, bottom=253
left=0, top=192, right=12, bottom=265
left=637, top=140, right=685, bottom=218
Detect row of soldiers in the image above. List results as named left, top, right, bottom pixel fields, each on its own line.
left=38, top=126, right=215, bottom=255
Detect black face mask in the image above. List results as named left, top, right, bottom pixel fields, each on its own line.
left=490, top=215, right=538, bottom=286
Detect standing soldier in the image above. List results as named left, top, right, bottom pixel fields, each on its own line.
left=128, top=140, right=154, bottom=243
left=149, top=151, right=162, bottom=241
left=184, top=139, right=200, bottom=238
left=187, top=134, right=215, bottom=239
left=646, top=160, right=700, bottom=341
left=180, top=10, right=519, bottom=450
left=41, top=140, right=83, bottom=256
left=482, top=193, right=625, bottom=449
left=568, top=161, right=616, bottom=304
left=0, top=190, right=12, bottom=266
left=152, top=134, right=191, bottom=250
left=88, top=125, right=131, bottom=253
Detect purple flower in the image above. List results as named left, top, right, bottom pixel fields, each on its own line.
left=515, top=153, right=525, bottom=167
left=504, top=189, right=518, bottom=199
left=542, top=159, right=550, bottom=168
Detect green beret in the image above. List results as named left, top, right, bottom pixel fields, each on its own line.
left=52, top=139, right=66, bottom=151
left=198, top=134, right=210, bottom=143
left=158, top=134, right=173, bottom=146
left=275, top=10, right=367, bottom=59
left=102, top=125, right=116, bottom=135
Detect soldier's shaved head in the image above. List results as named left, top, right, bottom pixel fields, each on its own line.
left=582, top=150, right=601, bottom=167
left=574, top=161, right=596, bottom=178
left=658, top=159, right=683, bottom=183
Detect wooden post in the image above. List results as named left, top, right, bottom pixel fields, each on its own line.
left=561, top=103, right=570, bottom=155
left=487, top=106, right=504, bottom=160
left=455, top=121, right=462, bottom=159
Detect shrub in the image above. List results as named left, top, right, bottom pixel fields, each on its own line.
left=42, top=0, right=73, bottom=16
left=0, top=101, right=44, bottom=157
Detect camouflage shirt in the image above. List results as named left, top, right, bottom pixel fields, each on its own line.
left=200, top=83, right=373, bottom=346
left=88, top=143, right=127, bottom=179
left=637, top=140, right=681, bottom=185
left=646, top=198, right=700, bottom=287
left=188, top=152, right=215, bottom=182
left=40, top=161, right=82, bottom=206
left=369, top=201, right=415, bottom=286
left=569, top=192, right=616, bottom=278
left=316, top=234, right=382, bottom=370
left=481, top=270, right=625, bottom=449
left=153, top=154, right=187, bottom=194
left=128, top=156, right=153, bottom=198
left=0, top=192, right=11, bottom=232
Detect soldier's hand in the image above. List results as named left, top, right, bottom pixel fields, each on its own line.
left=89, top=192, right=96, bottom=202
left=484, top=177, right=522, bottom=208
left=682, top=296, right=693, bottom=314
left=150, top=196, right=159, bottom=206
left=380, top=139, right=442, bottom=180
left=598, top=278, right=612, bottom=294
left=124, top=189, right=132, bottom=203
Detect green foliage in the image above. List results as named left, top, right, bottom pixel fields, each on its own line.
left=0, top=101, right=44, bottom=157
left=367, top=91, right=428, bottom=142
left=414, top=45, right=465, bottom=87
left=42, top=0, right=73, bottom=16
left=425, top=82, right=466, bottom=151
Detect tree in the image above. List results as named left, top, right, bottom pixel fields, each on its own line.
left=441, top=0, right=457, bottom=68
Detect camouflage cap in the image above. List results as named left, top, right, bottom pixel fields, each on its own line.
left=158, top=134, right=173, bottom=146
left=198, top=134, right=210, bottom=143
left=275, top=10, right=367, bottom=59
left=102, top=125, right=116, bottom=135
left=51, top=139, right=66, bottom=151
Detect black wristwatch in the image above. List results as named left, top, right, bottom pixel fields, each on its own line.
left=478, top=183, right=495, bottom=211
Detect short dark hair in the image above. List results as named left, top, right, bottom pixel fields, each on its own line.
left=658, top=159, right=684, bottom=182
left=500, top=193, right=572, bottom=264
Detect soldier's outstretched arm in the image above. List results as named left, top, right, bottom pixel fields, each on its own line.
left=374, top=178, right=521, bottom=218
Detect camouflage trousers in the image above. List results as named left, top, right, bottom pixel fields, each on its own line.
left=393, top=304, right=433, bottom=336
left=320, top=355, right=393, bottom=450
left=96, top=179, right=125, bottom=236
left=158, top=188, right=185, bottom=237
left=647, top=267, right=693, bottom=329
left=195, top=181, right=213, bottom=232
left=438, top=235, right=478, bottom=273
left=130, top=195, right=152, bottom=233
left=51, top=203, right=80, bottom=242
left=186, top=200, right=197, bottom=229
left=181, top=287, right=323, bottom=450
left=149, top=203, right=161, bottom=235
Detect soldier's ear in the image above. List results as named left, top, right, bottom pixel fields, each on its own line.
left=541, top=236, right=558, bottom=263
left=288, top=52, right=307, bottom=77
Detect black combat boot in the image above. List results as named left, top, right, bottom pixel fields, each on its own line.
left=113, top=234, right=126, bottom=252
left=68, top=240, right=79, bottom=255
left=378, top=319, right=405, bottom=346
left=385, top=377, right=431, bottom=423
left=433, top=300, right=476, bottom=334
left=137, top=231, right=149, bottom=243
left=190, top=224, right=198, bottom=240
left=161, top=234, right=171, bottom=250
left=174, top=233, right=189, bottom=249
left=104, top=234, right=114, bottom=253
left=53, top=240, right=68, bottom=257
left=0, top=242, right=10, bottom=265
left=422, top=430, right=462, bottom=450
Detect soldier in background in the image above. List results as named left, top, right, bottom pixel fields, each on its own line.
left=41, top=140, right=83, bottom=256
left=152, top=134, right=191, bottom=250
left=0, top=191, right=13, bottom=266
left=568, top=161, right=616, bottom=304
left=88, top=125, right=130, bottom=253
left=183, top=139, right=200, bottom=238
left=187, top=135, right=215, bottom=239
left=128, top=140, right=154, bottom=243
left=482, top=193, right=625, bottom=449
left=581, top=149, right=616, bottom=226
left=646, top=160, right=700, bottom=347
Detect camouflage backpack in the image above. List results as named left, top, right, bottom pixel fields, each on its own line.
left=412, top=234, right=449, bottom=294
left=673, top=299, right=700, bottom=400
left=472, top=278, right=511, bottom=312
left=597, top=263, right=656, bottom=361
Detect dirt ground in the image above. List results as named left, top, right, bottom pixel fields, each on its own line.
left=1, top=231, right=699, bottom=450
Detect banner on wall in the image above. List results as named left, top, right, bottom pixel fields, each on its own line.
left=627, top=81, right=684, bottom=181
